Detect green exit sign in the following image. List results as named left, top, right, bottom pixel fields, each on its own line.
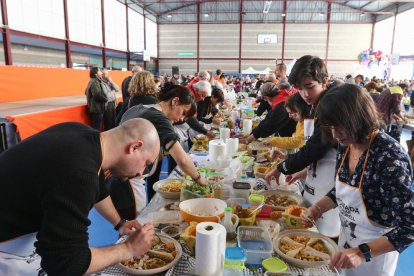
left=177, top=52, right=194, bottom=56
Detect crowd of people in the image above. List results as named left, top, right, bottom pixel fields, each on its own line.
left=0, top=55, right=413, bottom=276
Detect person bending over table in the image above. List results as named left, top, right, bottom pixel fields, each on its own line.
left=265, top=55, right=341, bottom=240
left=301, top=84, right=414, bottom=276
left=263, top=91, right=307, bottom=150
left=239, top=82, right=296, bottom=144
left=0, top=119, right=160, bottom=275
left=121, top=84, right=208, bottom=187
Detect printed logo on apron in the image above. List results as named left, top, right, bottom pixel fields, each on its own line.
left=335, top=131, right=399, bottom=276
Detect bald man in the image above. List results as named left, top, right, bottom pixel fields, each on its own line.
left=0, top=119, right=160, bottom=275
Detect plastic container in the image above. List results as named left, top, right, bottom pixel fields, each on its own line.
left=262, top=257, right=288, bottom=273
left=233, top=181, right=251, bottom=200
left=248, top=194, right=265, bottom=206
left=161, top=225, right=182, bottom=240
left=143, top=211, right=181, bottom=226
left=225, top=247, right=246, bottom=268
left=237, top=226, right=273, bottom=266
left=226, top=198, right=247, bottom=208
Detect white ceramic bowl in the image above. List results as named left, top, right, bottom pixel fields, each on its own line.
left=153, top=179, right=183, bottom=199
left=273, top=229, right=339, bottom=268
left=116, top=234, right=182, bottom=275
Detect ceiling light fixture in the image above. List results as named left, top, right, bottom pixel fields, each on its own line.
left=281, top=13, right=286, bottom=17
left=204, top=13, right=209, bottom=17
left=319, top=12, right=324, bottom=17
left=360, top=12, right=366, bottom=17
left=263, top=1, right=272, bottom=14
left=167, top=14, right=172, bottom=18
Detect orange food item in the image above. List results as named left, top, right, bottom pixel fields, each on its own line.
left=270, top=211, right=283, bottom=220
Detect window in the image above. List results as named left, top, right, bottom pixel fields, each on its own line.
left=145, top=18, right=157, bottom=57
left=373, top=17, right=394, bottom=55
left=8, top=0, right=65, bottom=39
left=71, top=44, right=103, bottom=68
left=128, top=8, right=144, bottom=52
left=10, top=35, right=66, bottom=67
left=106, top=51, right=127, bottom=70
left=68, top=0, right=102, bottom=46
left=394, top=9, right=414, bottom=56
left=105, top=0, right=127, bottom=51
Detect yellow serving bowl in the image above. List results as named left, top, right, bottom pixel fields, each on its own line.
left=179, top=198, right=227, bottom=224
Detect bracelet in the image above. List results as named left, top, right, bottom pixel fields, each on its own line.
left=193, top=172, right=201, bottom=181
left=314, top=205, right=324, bottom=218
left=114, top=218, right=126, bottom=231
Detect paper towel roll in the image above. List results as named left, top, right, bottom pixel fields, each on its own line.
left=209, top=139, right=227, bottom=166
left=195, top=222, right=226, bottom=276
left=226, top=138, right=239, bottom=157
left=219, top=128, right=230, bottom=141
left=243, top=119, right=252, bottom=134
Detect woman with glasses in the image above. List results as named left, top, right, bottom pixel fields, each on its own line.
left=121, top=83, right=208, bottom=205
left=302, top=84, right=414, bottom=276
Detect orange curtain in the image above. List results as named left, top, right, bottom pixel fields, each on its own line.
left=0, top=66, right=130, bottom=102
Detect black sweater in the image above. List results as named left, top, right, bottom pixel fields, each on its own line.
left=252, top=101, right=296, bottom=139
left=196, top=96, right=218, bottom=124
left=277, top=101, right=335, bottom=175
left=0, top=123, right=107, bottom=275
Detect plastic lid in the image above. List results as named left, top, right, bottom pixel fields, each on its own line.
left=233, top=182, right=251, bottom=189
left=256, top=205, right=273, bottom=218
left=225, top=247, right=247, bottom=261
left=262, top=257, right=288, bottom=272
left=225, top=207, right=233, bottom=212
left=249, top=194, right=265, bottom=203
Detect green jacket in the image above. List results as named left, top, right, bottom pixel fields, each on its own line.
left=86, top=78, right=108, bottom=114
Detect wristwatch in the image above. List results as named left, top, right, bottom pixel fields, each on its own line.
left=114, top=218, right=127, bottom=231
left=358, top=243, right=372, bottom=262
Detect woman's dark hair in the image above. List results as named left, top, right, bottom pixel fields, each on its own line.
left=364, top=82, right=378, bottom=92
left=288, top=55, right=328, bottom=89
left=375, top=88, right=402, bottom=125
left=285, top=93, right=308, bottom=121
left=89, top=67, right=100, bottom=78
left=317, top=84, right=380, bottom=144
left=211, top=88, right=224, bottom=103
left=159, top=82, right=196, bottom=118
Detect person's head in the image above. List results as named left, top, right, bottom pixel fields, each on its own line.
left=267, top=73, right=277, bottom=81
left=278, top=82, right=291, bottom=91
left=131, top=65, right=142, bottom=75
left=101, top=68, right=109, bottom=79
left=210, top=88, right=225, bottom=105
left=216, top=69, right=222, bottom=76
left=199, top=71, right=211, bottom=81
left=288, top=55, right=329, bottom=106
left=128, top=71, right=157, bottom=97
left=193, top=80, right=212, bottom=100
left=318, top=84, right=380, bottom=145
left=275, top=63, right=287, bottom=78
left=89, top=67, right=102, bottom=78
left=354, top=74, right=364, bottom=84
left=219, top=74, right=226, bottom=84
left=284, top=92, right=307, bottom=122
left=154, top=75, right=162, bottom=88
left=106, top=118, right=160, bottom=179
left=364, top=82, right=378, bottom=93
left=158, top=83, right=196, bottom=123
left=260, top=82, right=279, bottom=105
left=398, top=83, right=409, bottom=93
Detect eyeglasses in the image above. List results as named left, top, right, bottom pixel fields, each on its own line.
left=141, top=156, right=159, bottom=178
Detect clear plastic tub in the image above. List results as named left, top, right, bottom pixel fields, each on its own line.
left=226, top=198, right=247, bottom=208
left=237, top=226, right=273, bottom=266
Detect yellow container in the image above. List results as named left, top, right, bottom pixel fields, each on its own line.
left=282, top=205, right=307, bottom=229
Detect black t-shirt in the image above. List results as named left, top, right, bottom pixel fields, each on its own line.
left=0, top=122, right=106, bottom=275
left=121, top=104, right=179, bottom=152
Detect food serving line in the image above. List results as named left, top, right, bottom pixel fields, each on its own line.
left=96, top=104, right=340, bottom=276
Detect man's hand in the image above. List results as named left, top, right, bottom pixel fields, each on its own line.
left=119, top=220, right=142, bottom=236
left=285, top=168, right=307, bottom=185
left=212, top=117, right=221, bottom=125
left=329, top=248, right=365, bottom=270
left=125, top=224, right=155, bottom=257
left=196, top=175, right=208, bottom=186
left=206, top=130, right=216, bottom=139
left=265, top=168, right=281, bottom=184
left=272, top=148, right=287, bottom=159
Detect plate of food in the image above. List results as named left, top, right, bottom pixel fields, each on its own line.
left=117, top=234, right=182, bottom=274
left=153, top=179, right=183, bottom=199
left=192, top=134, right=209, bottom=151
left=259, top=190, right=302, bottom=211
left=274, top=229, right=338, bottom=268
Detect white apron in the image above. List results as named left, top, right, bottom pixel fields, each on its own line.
left=336, top=132, right=399, bottom=276
left=129, top=178, right=147, bottom=217
left=303, top=118, right=340, bottom=237
left=0, top=233, right=45, bottom=276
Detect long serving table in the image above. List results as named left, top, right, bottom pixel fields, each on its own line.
left=96, top=165, right=339, bottom=276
